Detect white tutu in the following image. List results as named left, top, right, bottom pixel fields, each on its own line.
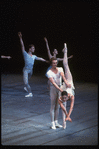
left=61, top=82, right=75, bottom=96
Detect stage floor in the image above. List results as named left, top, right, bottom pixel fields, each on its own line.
left=1, top=74, right=98, bottom=145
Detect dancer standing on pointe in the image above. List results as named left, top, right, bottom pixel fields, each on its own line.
left=18, top=32, right=48, bottom=97
left=58, top=43, right=75, bottom=129
left=46, top=57, right=71, bottom=129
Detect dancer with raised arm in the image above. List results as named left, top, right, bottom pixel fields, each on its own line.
left=44, top=37, right=73, bottom=61
left=18, top=32, right=48, bottom=97
left=46, top=57, right=71, bottom=129
left=44, top=37, right=73, bottom=88
left=58, top=43, right=75, bottom=129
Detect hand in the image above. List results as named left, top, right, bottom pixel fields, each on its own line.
left=18, top=32, right=22, bottom=38
left=44, top=37, right=48, bottom=42
left=65, top=116, right=72, bottom=122
left=66, top=83, right=71, bottom=88
left=68, top=55, right=73, bottom=59
left=60, top=89, right=63, bottom=92
left=7, top=56, right=11, bottom=59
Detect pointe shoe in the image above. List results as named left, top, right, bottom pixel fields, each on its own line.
left=63, top=122, right=66, bottom=129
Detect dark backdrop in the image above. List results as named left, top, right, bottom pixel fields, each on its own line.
left=1, top=0, right=98, bottom=83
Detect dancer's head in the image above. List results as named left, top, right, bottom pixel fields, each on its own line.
left=50, top=57, right=58, bottom=68
left=61, top=91, right=68, bottom=102
left=29, top=44, right=35, bottom=53
left=53, top=49, right=58, bottom=55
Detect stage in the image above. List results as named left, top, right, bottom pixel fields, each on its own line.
left=1, top=74, right=98, bottom=145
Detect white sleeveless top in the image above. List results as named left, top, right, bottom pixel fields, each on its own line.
left=47, top=67, right=64, bottom=86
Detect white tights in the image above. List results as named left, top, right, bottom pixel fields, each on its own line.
left=63, top=49, right=74, bottom=87
left=50, top=86, right=60, bottom=122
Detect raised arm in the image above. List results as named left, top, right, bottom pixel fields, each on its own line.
left=18, top=32, right=25, bottom=52
left=44, top=37, right=52, bottom=60
left=48, top=77, right=63, bottom=92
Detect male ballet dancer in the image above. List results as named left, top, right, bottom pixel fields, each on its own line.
left=46, top=57, right=71, bottom=129
left=18, top=32, right=48, bottom=97
left=59, top=43, right=75, bottom=129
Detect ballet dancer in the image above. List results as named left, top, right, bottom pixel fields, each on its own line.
left=44, top=37, right=73, bottom=61
left=59, top=43, right=75, bottom=129
left=58, top=91, right=74, bottom=129
left=18, top=32, right=48, bottom=97
left=46, top=57, right=71, bottom=129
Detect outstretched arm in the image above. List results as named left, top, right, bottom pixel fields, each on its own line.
left=44, top=37, right=52, bottom=60
left=57, top=58, right=63, bottom=61
left=57, top=55, right=73, bottom=62
left=36, top=57, right=49, bottom=63
left=68, top=55, right=73, bottom=59
left=18, top=32, right=25, bottom=52
left=1, top=55, right=11, bottom=59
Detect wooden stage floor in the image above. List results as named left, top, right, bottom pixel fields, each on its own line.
left=1, top=74, right=98, bottom=145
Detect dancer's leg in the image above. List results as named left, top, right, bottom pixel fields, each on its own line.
left=54, top=91, right=63, bottom=128
left=63, top=48, right=74, bottom=85
left=50, top=86, right=57, bottom=129
left=50, top=87, right=56, bottom=122
left=28, top=70, right=33, bottom=80
left=23, top=69, right=32, bottom=93
left=54, top=94, right=60, bottom=121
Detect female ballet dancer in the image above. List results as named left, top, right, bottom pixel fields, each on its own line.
left=44, top=37, right=73, bottom=61
left=59, top=43, right=75, bottom=129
